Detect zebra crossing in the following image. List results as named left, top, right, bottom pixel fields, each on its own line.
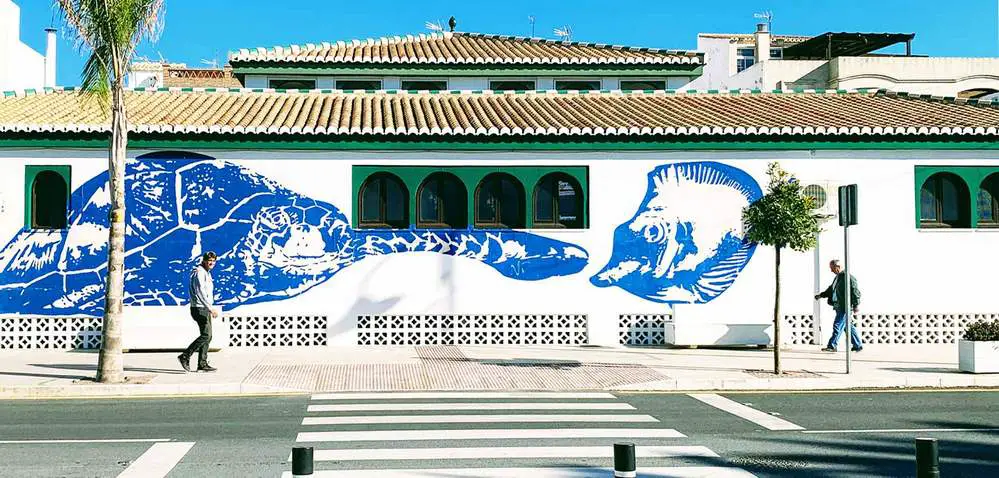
left=283, top=391, right=755, bottom=477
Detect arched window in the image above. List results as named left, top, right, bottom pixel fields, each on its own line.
left=978, top=173, right=999, bottom=227
left=474, top=173, right=525, bottom=228
left=920, top=172, right=970, bottom=228
left=534, top=173, right=584, bottom=229
left=32, top=170, right=68, bottom=229
left=417, top=172, right=467, bottom=228
left=358, top=173, right=409, bottom=229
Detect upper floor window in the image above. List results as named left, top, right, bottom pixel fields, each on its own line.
left=978, top=173, right=999, bottom=227
left=30, top=169, right=69, bottom=229
left=401, top=79, right=448, bottom=90
left=490, top=80, right=536, bottom=91
left=336, top=79, right=382, bottom=90
left=736, top=47, right=756, bottom=73
left=534, top=173, right=584, bottom=229
left=475, top=173, right=525, bottom=228
left=417, top=172, right=467, bottom=228
left=358, top=173, right=409, bottom=229
left=620, top=80, right=666, bottom=91
left=770, top=48, right=783, bottom=59
left=920, top=172, right=970, bottom=228
left=554, top=80, right=601, bottom=91
left=269, top=79, right=316, bottom=89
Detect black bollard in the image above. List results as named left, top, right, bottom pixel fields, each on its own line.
left=915, top=437, right=939, bottom=478
left=614, top=442, right=636, bottom=478
left=292, top=446, right=314, bottom=477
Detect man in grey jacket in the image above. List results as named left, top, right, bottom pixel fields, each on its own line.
left=179, top=251, right=218, bottom=372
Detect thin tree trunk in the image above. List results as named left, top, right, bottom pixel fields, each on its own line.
left=773, top=246, right=782, bottom=375
left=97, top=83, right=127, bottom=384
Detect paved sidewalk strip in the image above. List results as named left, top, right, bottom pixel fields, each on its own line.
left=310, top=392, right=617, bottom=400
left=117, top=442, right=194, bottom=478
left=281, top=467, right=757, bottom=477
left=687, top=393, right=805, bottom=431
left=303, top=445, right=720, bottom=462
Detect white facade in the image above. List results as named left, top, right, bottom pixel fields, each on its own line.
left=0, top=0, right=54, bottom=91
left=2, top=148, right=998, bottom=347
left=241, top=75, right=696, bottom=91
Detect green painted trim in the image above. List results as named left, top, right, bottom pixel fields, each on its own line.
left=1, top=136, right=999, bottom=151
left=914, top=166, right=999, bottom=229
left=232, top=65, right=702, bottom=77
left=23, top=165, right=71, bottom=229
left=351, top=165, right=588, bottom=230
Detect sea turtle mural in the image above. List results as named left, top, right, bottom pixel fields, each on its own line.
left=0, top=154, right=588, bottom=315
left=591, top=161, right=762, bottom=304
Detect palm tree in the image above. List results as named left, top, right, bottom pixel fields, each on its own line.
left=56, top=0, right=165, bottom=383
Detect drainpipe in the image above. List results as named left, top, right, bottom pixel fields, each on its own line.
left=44, top=27, right=57, bottom=88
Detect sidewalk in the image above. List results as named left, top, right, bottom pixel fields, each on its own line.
left=0, top=344, right=995, bottom=399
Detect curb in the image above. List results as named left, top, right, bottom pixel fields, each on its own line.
left=609, top=376, right=999, bottom=392
left=0, top=383, right=308, bottom=400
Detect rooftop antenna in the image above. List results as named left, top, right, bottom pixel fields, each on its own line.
left=200, top=58, right=218, bottom=69
left=754, top=11, right=774, bottom=33
left=425, top=20, right=444, bottom=33
left=554, top=25, right=572, bottom=42
left=528, top=16, right=536, bottom=37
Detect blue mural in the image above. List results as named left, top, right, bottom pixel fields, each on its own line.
left=591, top=161, right=762, bottom=304
left=0, top=156, right=588, bottom=315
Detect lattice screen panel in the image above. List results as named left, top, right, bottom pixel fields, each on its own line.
left=619, top=314, right=672, bottom=345
left=786, top=315, right=818, bottom=345
left=357, top=314, right=588, bottom=346
left=0, top=316, right=102, bottom=349
left=227, top=315, right=328, bottom=347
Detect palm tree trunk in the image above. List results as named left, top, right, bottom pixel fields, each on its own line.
left=773, top=246, right=782, bottom=375
left=97, top=83, right=127, bottom=384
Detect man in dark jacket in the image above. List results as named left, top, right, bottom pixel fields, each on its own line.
left=815, top=259, right=863, bottom=352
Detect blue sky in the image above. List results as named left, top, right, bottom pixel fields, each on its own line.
left=12, top=0, right=999, bottom=87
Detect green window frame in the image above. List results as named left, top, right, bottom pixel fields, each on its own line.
left=352, top=165, right=588, bottom=230
left=24, top=165, right=71, bottom=230
left=914, top=165, right=999, bottom=229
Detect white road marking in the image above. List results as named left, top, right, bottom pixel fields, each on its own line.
left=802, top=427, right=999, bottom=434
left=0, top=438, right=171, bottom=444
left=302, top=445, right=719, bottom=462
left=311, top=392, right=617, bottom=400
left=297, top=428, right=685, bottom=442
left=307, top=402, right=634, bottom=412
left=302, top=414, right=658, bottom=425
left=117, top=442, right=195, bottom=478
left=281, top=467, right=756, bottom=477
left=688, top=393, right=805, bottom=431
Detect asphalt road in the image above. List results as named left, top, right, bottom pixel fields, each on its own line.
left=0, top=390, right=996, bottom=477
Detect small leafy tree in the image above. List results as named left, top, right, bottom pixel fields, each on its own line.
left=57, top=0, right=165, bottom=383
left=742, top=163, right=822, bottom=374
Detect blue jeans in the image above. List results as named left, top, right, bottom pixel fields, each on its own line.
left=827, top=309, right=862, bottom=350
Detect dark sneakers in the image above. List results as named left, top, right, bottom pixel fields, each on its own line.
left=177, top=354, right=192, bottom=372
left=197, top=365, right=217, bottom=373
left=852, top=347, right=863, bottom=353
left=821, top=347, right=836, bottom=352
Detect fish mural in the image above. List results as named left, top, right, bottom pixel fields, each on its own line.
left=0, top=154, right=588, bottom=316
left=591, top=161, right=762, bottom=304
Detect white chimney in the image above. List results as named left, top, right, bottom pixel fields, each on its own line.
left=44, top=27, right=57, bottom=88
left=754, top=22, right=770, bottom=64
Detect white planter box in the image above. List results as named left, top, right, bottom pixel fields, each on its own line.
left=958, top=339, right=999, bottom=373
left=122, top=306, right=228, bottom=352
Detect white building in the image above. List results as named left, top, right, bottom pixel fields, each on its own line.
left=689, top=23, right=999, bottom=100
left=0, top=0, right=56, bottom=91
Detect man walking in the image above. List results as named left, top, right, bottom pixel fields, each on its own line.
left=815, top=259, right=863, bottom=353
left=179, top=251, right=218, bottom=372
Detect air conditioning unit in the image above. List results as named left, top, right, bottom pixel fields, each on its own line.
left=802, top=180, right=840, bottom=221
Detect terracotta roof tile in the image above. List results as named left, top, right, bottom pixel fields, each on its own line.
left=1, top=88, right=997, bottom=138
left=230, top=32, right=702, bottom=66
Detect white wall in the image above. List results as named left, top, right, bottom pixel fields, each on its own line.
left=0, top=0, right=45, bottom=91
left=687, top=36, right=732, bottom=90
left=830, top=57, right=999, bottom=96
left=3, top=149, right=998, bottom=345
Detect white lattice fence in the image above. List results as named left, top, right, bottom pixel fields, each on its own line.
left=227, top=316, right=328, bottom=347
left=786, top=315, right=818, bottom=345
left=357, top=315, right=588, bottom=346
left=619, top=314, right=672, bottom=345
left=0, top=316, right=102, bottom=349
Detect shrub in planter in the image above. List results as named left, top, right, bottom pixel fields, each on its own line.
left=963, top=319, right=999, bottom=341
left=959, top=319, right=999, bottom=373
